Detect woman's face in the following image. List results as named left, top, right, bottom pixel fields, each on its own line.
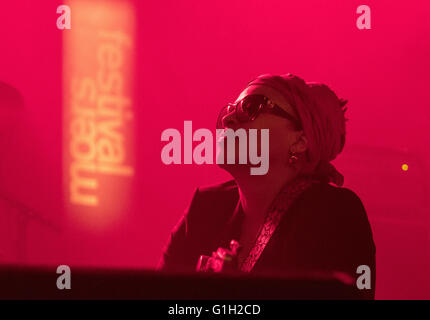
left=218, top=84, right=304, bottom=174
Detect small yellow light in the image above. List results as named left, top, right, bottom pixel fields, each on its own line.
left=401, top=164, right=408, bottom=171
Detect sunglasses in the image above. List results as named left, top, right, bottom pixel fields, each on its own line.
left=216, top=94, right=302, bottom=129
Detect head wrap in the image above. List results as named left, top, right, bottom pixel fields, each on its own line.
left=246, top=73, right=347, bottom=186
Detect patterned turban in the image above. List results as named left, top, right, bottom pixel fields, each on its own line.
left=246, top=73, right=348, bottom=186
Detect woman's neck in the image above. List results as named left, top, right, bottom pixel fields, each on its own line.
left=231, top=167, right=298, bottom=222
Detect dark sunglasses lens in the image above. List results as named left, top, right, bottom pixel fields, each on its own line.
left=240, top=96, right=264, bottom=120
left=217, top=95, right=266, bottom=128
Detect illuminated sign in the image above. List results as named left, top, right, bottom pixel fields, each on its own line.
left=63, top=0, right=135, bottom=228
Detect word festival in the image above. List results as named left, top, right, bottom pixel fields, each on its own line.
left=161, top=121, right=269, bottom=175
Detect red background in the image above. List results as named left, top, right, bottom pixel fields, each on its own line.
left=0, top=0, right=429, bottom=299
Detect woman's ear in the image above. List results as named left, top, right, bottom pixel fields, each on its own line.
left=290, top=131, right=308, bottom=154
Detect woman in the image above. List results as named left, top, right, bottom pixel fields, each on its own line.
left=158, top=73, right=376, bottom=298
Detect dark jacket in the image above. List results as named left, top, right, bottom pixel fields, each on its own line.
left=159, top=180, right=376, bottom=298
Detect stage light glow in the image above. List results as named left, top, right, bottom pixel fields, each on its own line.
left=402, top=164, right=408, bottom=171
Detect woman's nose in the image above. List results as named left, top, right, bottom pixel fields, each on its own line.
left=222, top=108, right=239, bottom=129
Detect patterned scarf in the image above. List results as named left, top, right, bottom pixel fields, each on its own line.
left=239, top=176, right=315, bottom=272
left=246, top=73, right=347, bottom=187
